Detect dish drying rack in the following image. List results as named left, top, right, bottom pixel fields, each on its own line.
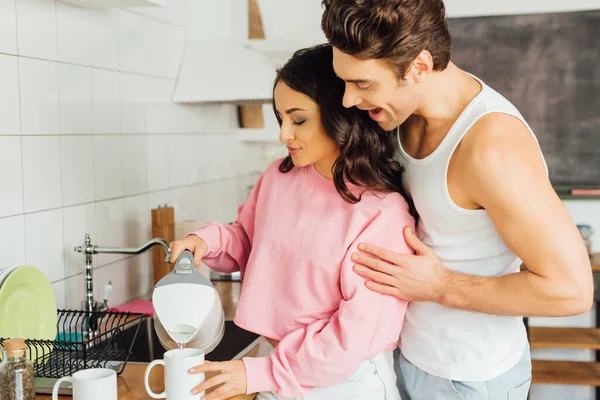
left=0, top=309, right=145, bottom=378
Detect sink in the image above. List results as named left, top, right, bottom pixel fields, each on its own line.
left=115, top=317, right=259, bottom=363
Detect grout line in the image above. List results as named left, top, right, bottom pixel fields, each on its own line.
left=0, top=173, right=257, bottom=220
left=0, top=131, right=244, bottom=137
left=11, top=53, right=174, bottom=81
left=121, top=7, right=186, bottom=30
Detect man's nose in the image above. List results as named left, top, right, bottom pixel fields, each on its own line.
left=342, top=88, right=361, bottom=109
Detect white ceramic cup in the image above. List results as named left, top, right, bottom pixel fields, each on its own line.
left=144, top=348, right=206, bottom=400
left=52, top=368, right=117, bottom=400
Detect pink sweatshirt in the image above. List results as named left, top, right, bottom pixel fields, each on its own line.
left=192, top=159, right=414, bottom=397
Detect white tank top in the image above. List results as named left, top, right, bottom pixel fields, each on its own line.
left=397, top=74, right=546, bottom=381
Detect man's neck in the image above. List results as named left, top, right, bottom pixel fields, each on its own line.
left=414, top=62, right=482, bottom=132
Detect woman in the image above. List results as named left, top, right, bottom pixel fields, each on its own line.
left=170, top=44, right=416, bottom=400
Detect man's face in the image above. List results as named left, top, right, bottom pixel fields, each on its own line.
left=332, top=47, right=421, bottom=131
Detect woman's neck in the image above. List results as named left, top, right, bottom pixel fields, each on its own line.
left=313, top=156, right=337, bottom=179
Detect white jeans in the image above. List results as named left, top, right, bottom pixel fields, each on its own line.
left=254, top=337, right=402, bottom=400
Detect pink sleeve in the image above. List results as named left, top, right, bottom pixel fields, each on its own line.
left=242, top=199, right=415, bottom=396
left=190, top=171, right=265, bottom=274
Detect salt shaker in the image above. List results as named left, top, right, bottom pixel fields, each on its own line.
left=0, top=338, right=35, bottom=400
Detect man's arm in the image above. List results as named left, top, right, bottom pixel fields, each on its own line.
left=442, top=113, right=593, bottom=316
left=353, top=113, right=593, bottom=317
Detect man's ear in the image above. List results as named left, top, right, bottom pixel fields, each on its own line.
left=406, top=50, right=434, bottom=82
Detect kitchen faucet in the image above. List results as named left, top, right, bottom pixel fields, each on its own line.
left=74, top=233, right=172, bottom=338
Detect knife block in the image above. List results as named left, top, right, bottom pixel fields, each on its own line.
left=151, top=205, right=175, bottom=286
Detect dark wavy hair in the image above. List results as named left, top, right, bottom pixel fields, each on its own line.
left=274, top=44, right=417, bottom=218
left=321, top=0, right=451, bottom=79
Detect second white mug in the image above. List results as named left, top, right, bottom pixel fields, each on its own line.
left=145, top=348, right=206, bottom=400
left=52, top=368, right=117, bottom=400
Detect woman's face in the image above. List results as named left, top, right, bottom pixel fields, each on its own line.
left=274, top=81, right=339, bottom=174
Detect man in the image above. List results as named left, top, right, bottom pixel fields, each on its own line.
left=321, top=0, right=593, bottom=399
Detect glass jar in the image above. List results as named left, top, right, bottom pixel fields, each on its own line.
left=577, top=224, right=594, bottom=256
left=0, top=338, right=35, bottom=400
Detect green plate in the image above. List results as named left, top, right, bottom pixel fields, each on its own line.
left=0, top=266, right=57, bottom=360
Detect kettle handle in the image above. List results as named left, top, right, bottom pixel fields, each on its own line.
left=173, top=250, right=197, bottom=276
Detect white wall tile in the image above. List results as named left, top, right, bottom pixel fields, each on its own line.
left=22, top=136, right=62, bottom=213
left=64, top=273, right=85, bottom=310
left=93, top=136, right=123, bottom=200
left=89, top=9, right=119, bottom=70
left=0, top=54, right=20, bottom=134
left=120, top=73, right=146, bottom=133
left=56, top=2, right=90, bottom=65
left=168, top=135, right=194, bottom=187
left=18, top=57, right=59, bottom=135
left=147, top=135, right=170, bottom=191
left=147, top=190, right=171, bottom=210
left=126, top=4, right=166, bottom=24
left=0, top=215, right=26, bottom=265
left=123, top=253, right=152, bottom=300
left=166, top=0, right=186, bottom=27
left=121, top=135, right=148, bottom=196
left=166, top=26, right=185, bottom=79
left=93, top=260, right=127, bottom=306
left=170, top=185, right=202, bottom=223
left=95, top=199, right=124, bottom=266
left=2, top=0, right=258, bottom=315
left=91, top=68, right=120, bottom=134
left=0, top=137, right=23, bottom=218
left=145, top=77, right=186, bottom=134
left=0, top=0, right=18, bottom=55
left=62, top=203, right=96, bottom=278
left=16, top=0, right=57, bottom=60
left=25, top=209, right=64, bottom=283
left=61, top=136, right=95, bottom=206
left=59, top=63, right=92, bottom=134
left=144, top=19, right=168, bottom=77
left=51, top=280, right=66, bottom=309
left=117, top=10, right=145, bottom=74
left=122, top=194, right=149, bottom=248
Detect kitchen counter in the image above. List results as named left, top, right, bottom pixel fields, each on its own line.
left=37, top=281, right=259, bottom=399
left=35, top=363, right=257, bottom=399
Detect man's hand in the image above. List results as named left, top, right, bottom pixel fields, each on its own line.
left=189, top=360, right=247, bottom=400
left=352, top=226, right=451, bottom=303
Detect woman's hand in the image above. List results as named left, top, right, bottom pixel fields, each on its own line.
left=189, top=360, right=247, bottom=400
left=170, top=235, right=209, bottom=267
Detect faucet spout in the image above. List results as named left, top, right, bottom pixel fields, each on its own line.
left=93, top=238, right=172, bottom=263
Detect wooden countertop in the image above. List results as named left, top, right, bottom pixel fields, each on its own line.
left=35, top=363, right=255, bottom=400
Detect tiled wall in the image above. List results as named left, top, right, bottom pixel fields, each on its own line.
left=0, top=0, right=266, bottom=311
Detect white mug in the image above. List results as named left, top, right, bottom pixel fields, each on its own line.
left=145, top=348, right=206, bottom=400
left=52, top=368, right=117, bottom=400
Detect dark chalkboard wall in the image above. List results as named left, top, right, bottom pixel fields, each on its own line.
left=448, top=10, right=600, bottom=187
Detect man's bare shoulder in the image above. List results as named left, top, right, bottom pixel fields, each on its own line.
left=460, top=113, right=539, bottom=157
left=457, top=112, right=548, bottom=205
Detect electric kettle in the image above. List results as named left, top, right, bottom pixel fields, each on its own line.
left=152, top=250, right=225, bottom=353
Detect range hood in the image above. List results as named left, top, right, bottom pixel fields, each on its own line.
left=172, top=39, right=296, bottom=104
left=172, top=0, right=326, bottom=105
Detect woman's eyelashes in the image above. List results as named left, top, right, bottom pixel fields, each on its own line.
left=293, top=119, right=307, bottom=126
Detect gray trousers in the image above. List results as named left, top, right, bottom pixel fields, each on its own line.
left=395, top=345, right=532, bottom=400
